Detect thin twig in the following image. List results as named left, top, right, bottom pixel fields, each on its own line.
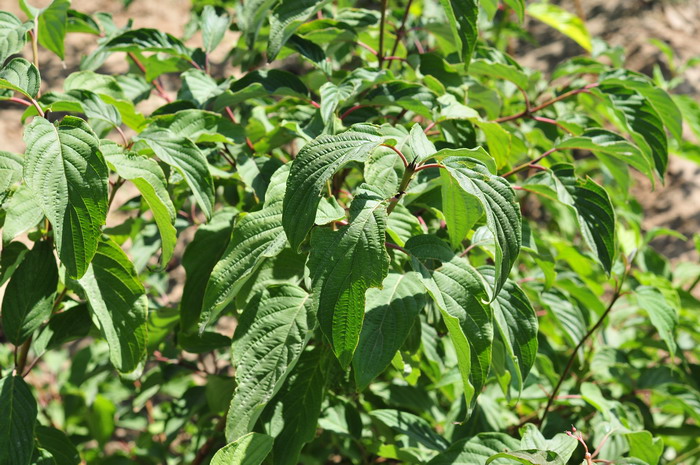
left=388, top=0, right=414, bottom=62
left=190, top=415, right=226, bottom=465
left=378, top=0, right=388, bottom=67
left=414, top=163, right=443, bottom=172
left=381, top=143, right=409, bottom=168
left=501, top=148, right=557, bottom=178
left=127, top=52, right=173, bottom=103
left=494, top=83, right=599, bottom=123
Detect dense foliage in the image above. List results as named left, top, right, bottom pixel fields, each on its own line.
left=1, top=0, right=699, bottom=464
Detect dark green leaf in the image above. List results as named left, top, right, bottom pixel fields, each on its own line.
left=428, top=432, right=521, bottom=465
left=0, top=375, right=37, bottom=465
left=371, top=409, right=449, bottom=451
left=268, top=0, right=331, bottom=61
left=439, top=0, right=479, bottom=66
left=35, top=426, right=80, bottom=465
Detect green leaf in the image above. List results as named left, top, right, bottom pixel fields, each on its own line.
left=309, top=187, right=388, bottom=367
left=366, top=81, right=438, bottom=119
left=556, top=128, right=653, bottom=181
left=319, top=81, right=356, bottom=124
left=135, top=128, right=215, bottom=219
left=1, top=240, right=57, bottom=345
left=101, top=28, right=192, bottom=61
left=635, top=286, right=678, bottom=358
left=259, top=347, right=326, bottom=465
left=0, top=151, right=22, bottom=201
left=487, top=450, right=564, bottom=465
left=480, top=266, right=537, bottom=399
left=179, top=209, right=236, bottom=334
left=405, top=235, right=491, bottom=409
left=439, top=0, right=479, bottom=66
left=283, top=127, right=383, bottom=250
left=468, top=59, right=528, bottom=90
left=0, top=58, right=41, bottom=99
left=77, top=237, right=148, bottom=373
left=0, top=375, right=37, bottom=465
left=408, top=123, right=437, bottom=164
left=526, top=2, right=592, bottom=52
left=149, top=109, right=244, bottom=145
left=202, top=167, right=290, bottom=330
left=211, top=433, right=273, bottom=465
left=35, top=426, right=80, bottom=465
left=23, top=116, right=108, bottom=279
left=440, top=169, right=482, bottom=250
left=200, top=5, right=230, bottom=53
left=526, top=164, right=616, bottom=273
left=101, top=141, right=177, bottom=265
left=428, top=432, right=521, bottom=465
left=227, top=284, right=312, bottom=440
left=353, top=272, right=426, bottom=390
left=2, top=185, right=44, bottom=244
left=597, top=84, right=668, bottom=178
left=371, top=409, right=449, bottom=451
left=626, top=431, right=663, bottom=465
left=0, top=12, right=30, bottom=66
left=35, top=0, right=70, bottom=59
left=442, top=156, right=521, bottom=297
left=268, top=0, right=331, bottom=61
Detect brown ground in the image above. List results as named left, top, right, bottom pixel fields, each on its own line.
left=0, top=0, right=699, bottom=264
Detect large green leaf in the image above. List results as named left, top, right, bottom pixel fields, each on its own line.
left=23, top=116, right=108, bottom=279
left=35, top=426, right=80, bottom=465
left=405, top=235, right=491, bottom=409
left=526, top=164, right=616, bottom=273
left=442, top=156, right=521, bottom=297
left=179, top=209, right=236, bottom=334
left=35, top=0, right=70, bottom=59
left=267, top=0, right=331, bottom=61
left=135, top=128, right=215, bottom=219
left=353, top=272, right=426, bottom=390
left=480, top=266, right=537, bottom=399
left=2, top=185, right=44, bottom=244
left=283, top=127, right=383, bottom=250
left=201, top=166, right=290, bottom=330
left=227, top=284, right=312, bottom=440
left=428, top=432, right=521, bottom=465
left=0, top=12, right=30, bottom=66
left=440, top=169, right=482, bottom=250
left=556, top=128, right=653, bottom=182
left=597, top=84, right=668, bottom=178
left=309, top=186, right=389, bottom=367
left=0, top=375, right=37, bottom=465
left=241, top=0, right=280, bottom=47
left=635, top=286, right=678, bottom=358
left=259, top=347, right=326, bottom=465
left=1, top=240, right=57, bottom=345
left=211, top=433, right=273, bottom=465
left=101, top=141, right=177, bottom=265
left=439, top=0, right=479, bottom=66
left=0, top=58, right=40, bottom=99
left=77, top=237, right=148, bottom=373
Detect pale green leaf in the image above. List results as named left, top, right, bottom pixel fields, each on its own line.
left=636, top=286, right=678, bottom=357
left=626, top=431, right=663, bottom=465
left=0, top=58, right=40, bottom=99
left=371, top=409, right=449, bottom=451
left=227, top=284, right=312, bottom=440
left=211, top=433, right=273, bottom=465
left=428, top=433, right=521, bottom=465
left=439, top=0, right=479, bottom=66
left=2, top=185, right=44, bottom=244
left=77, top=237, right=148, bottom=373
left=440, top=169, right=482, bottom=250
left=0, top=12, right=30, bottom=66
left=526, top=2, right=592, bottom=52
left=200, top=5, right=230, bottom=53
left=23, top=116, right=108, bottom=279
left=487, top=450, right=564, bottom=465
left=36, top=0, right=70, bottom=59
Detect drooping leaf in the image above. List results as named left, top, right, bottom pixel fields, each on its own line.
left=35, top=426, right=80, bottom=465
left=405, top=235, right=492, bottom=409
left=23, top=116, right=108, bottom=279
left=201, top=166, right=290, bottom=330
left=283, top=127, right=383, bottom=250
left=0, top=375, right=37, bottom=465
left=259, top=347, right=327, bottom=465
left=0, top=57, right=41, bottom=99
left=371, top=409, right=450, bottom=451
left=135, top=128, right=215, bottom=219
left=35, top=0, right=70, bottom=59
left=101, top=141, right=177, bottom=265
left=353, top=272, right=426, bottom=390
left=480, top=266, right=538, bottom=399
left=227, top=284, right=312, bottom=440
left=439, top=0, right=479, bottom=66
left=1, top=240, right=57, bottom=345
left=440, top=169, right=482, bottom=250
left=77, top=237, right=148, bottom=373
left=211, top=433, right=273, bottom=465
left=200, top=5, right=230, bottom=53
left=526, top=2, right=592, bottom=52
left=442, top=156, right=521, bottom=297
left=267, top=0, right=331, bottom=61
left=309, top=186, right=389, bottom=367
left=635, top=286, right=678, bottom=358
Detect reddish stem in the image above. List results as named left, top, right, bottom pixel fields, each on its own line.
left=381, top=144, right=409, bottom=168
left=501, top=148, right=557, bottom=178
left=225, top=107, right=256, bottom=151
left=127, top=52, right=173, bottom=103
left=340, top=104, right=371, bottom=120
left=357, top=41, right=378, bottom=56
left=494, top=83, right=599, bottom=123
left=385, top=242, right=408, bottom=254
left=415, top=163, right=443, bottom=172
left=7, top=97, right=31, bottom=107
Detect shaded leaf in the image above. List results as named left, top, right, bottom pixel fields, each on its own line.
left=0, top=375, right=37, bottom=465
